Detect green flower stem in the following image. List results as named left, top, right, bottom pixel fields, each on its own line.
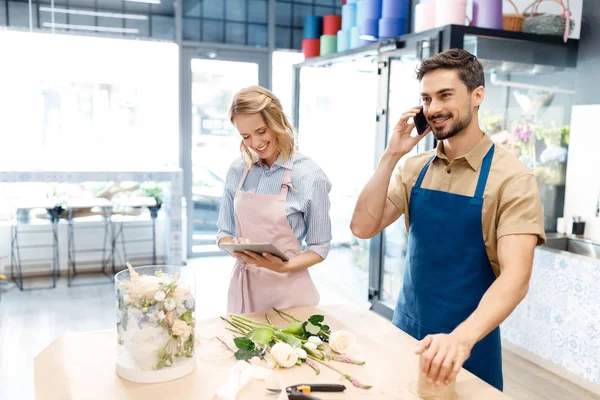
left=220, top=317, right=250, bottom=334
left=307, top=354, right=345, bottom=376
left=226, top=327, right=245, bottom=336
left=229, top=317, right=258, bottom=332
left=230, top=314, right=276, bottom=330
left=216, top=336, right=236, bottom=354
left=307, top=355, right=371, bottom=389
left=272, top=308, right=301, bottom=323
left=265, top=314, right=275, bottom=326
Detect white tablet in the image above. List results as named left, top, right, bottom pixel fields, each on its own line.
left=220, top=243, right=290, bottom=261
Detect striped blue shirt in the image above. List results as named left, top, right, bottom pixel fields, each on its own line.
left=216, top=151, right=332, bottom=259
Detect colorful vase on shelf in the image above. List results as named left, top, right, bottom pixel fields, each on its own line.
left=434, top=0, right=467, bottom=28
left=472, top=0, right=502, bottom=29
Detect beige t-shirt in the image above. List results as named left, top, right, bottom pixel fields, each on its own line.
left=387, top=134, right=546, bottom=277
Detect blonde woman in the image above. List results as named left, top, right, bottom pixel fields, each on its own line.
left=216, top=86, right=332, bottom=314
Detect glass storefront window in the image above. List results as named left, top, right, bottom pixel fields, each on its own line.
left=271, top=50, right=304, bottom=120
left=0, top=30, right=179, bottom=171
left=466, top=34, right=577, bottom=232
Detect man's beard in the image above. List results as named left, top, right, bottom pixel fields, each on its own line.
left=430, top=107, right=472, bottom=141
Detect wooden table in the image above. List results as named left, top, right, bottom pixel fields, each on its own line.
left=34, top=304, right=510, bottom=399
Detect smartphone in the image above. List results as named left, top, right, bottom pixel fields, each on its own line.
left=414, top=107, right=430, bottom=135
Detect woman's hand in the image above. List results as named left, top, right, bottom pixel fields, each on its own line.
left=233, top=251, right=288, bottom=273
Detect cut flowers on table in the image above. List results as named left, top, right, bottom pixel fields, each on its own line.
left=218, top=308, right=372, bottom=389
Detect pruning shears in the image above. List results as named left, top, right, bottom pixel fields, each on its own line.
left=268, top=383, right=346, bottom=400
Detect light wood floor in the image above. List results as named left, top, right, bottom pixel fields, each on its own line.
left=0, top=257, right=597, bottom=400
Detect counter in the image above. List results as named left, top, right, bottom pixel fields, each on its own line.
left=501, top=244, right=600, bottom=393
left=0, top=169, right=183, bottom=266
left=34, top=304, right=508, bottom=399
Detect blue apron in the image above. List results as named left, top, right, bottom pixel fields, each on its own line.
left=392, top=145, right=503, bottom=391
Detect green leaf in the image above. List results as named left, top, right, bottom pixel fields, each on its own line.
left=305, top=322, right=321, bottom=335
left=233, top=337, right=254, bottom=349
left=274, top=331, right=302, bottom=348
left=283, top=321, right=303, bottom=335
left=320, top=324, right=330, bottom=333
left=246, top=328, right=274, bottom=345
left=234, top=347, right=257, bottom=360
left=308, top=315, right=324, bottom=325
left=180, top=310, right=194, bottom=325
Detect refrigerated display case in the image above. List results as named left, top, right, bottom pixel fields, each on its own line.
left=292, top=24, right=578, bottom=319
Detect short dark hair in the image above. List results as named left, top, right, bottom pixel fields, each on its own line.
left=416, top=49, right=485, bottom=92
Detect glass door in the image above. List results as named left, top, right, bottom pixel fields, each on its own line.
left=181, top=48, right=268, bottom=258
left=294, top=53, right=379, bottom=306
left=369, top=39, right=437, bottom=319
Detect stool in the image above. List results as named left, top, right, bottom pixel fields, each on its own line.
left=111, top=197, right=159, bottom=266
left=65, top=198, right=113, bottom=286
left=10, top=202, right=64, bottom=291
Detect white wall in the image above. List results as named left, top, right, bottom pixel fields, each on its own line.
left=563, top=105, right=600, bottom=241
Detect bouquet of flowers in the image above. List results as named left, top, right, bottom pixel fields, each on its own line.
left=116, top=264, right=196, bottom=371
left=219, top=308, right=372, bottom=390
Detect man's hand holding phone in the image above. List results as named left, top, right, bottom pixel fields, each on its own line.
left=385, top=106, right=431, bottom=159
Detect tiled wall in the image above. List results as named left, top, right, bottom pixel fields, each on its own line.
left=501, top=247, right=600, bottom=385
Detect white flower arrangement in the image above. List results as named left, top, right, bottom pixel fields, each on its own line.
left=116, top=264, right=196, bottom=370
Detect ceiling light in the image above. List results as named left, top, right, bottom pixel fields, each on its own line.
left=40, top=7, right=148, bottom=20
left=42, top=22, right=140, bottom=34
left=124, top=0, right=161, bottom=4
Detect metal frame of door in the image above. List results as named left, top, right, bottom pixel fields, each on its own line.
left=180, top=45, right=269, bottom=259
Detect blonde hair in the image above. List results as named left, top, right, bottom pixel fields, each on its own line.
left=228, top=86, right=295, bottom=168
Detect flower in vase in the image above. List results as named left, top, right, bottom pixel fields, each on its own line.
left=540, top=146, right=568, bottom=164
left=154, top=290, right=166, bottom=302
left=184, top=296, right=195, bottom=310
left=270, top=342, right=298, bottom=368
left=122, top=275, right=162, bottom=304
left=171, top=319, right=193, bottom=340
left=329, top=330, right=357, bottom=354
left=157, top=310, right=166, bottom=321
left=176, top=303, right=187, bottom=316
left=164, top=297, right=177, bottom=311
left=173, top=285, right=191, bottom=301
left=512, top=122, right=535, bottom=143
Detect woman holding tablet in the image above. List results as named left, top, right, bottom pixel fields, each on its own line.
left=216, top=86, right=332, bottom=314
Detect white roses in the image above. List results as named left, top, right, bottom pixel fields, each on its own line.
left=154, top=290, right=166, bottom=302
left=270, top=343, right=298, bottom=368
left=329, top=330, right=357, bottom=354
left=171, top=319, right=193, bottom=340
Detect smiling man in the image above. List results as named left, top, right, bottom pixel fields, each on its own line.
left=350, top=49, right=546, bottom=391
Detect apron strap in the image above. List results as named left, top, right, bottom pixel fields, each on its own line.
left=280, top=168, right=292, bottom=197
left=237, top=168, right=251, bottom=191
left=474, top=144, right=495, bottom=199
left=414, top=153, right=437, bottom=189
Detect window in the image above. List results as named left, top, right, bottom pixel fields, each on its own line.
left=0, top=30, right=179, bottom=171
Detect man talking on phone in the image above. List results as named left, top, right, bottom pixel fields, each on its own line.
left=350, top=49, right=546, bottom=391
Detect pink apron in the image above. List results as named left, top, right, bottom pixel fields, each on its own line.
left=227, top=167, right=320, bottom=314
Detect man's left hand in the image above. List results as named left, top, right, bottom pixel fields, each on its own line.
left=233, top=251, right=288, bottom=273
left=414, top=333, right=474, bottom=386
